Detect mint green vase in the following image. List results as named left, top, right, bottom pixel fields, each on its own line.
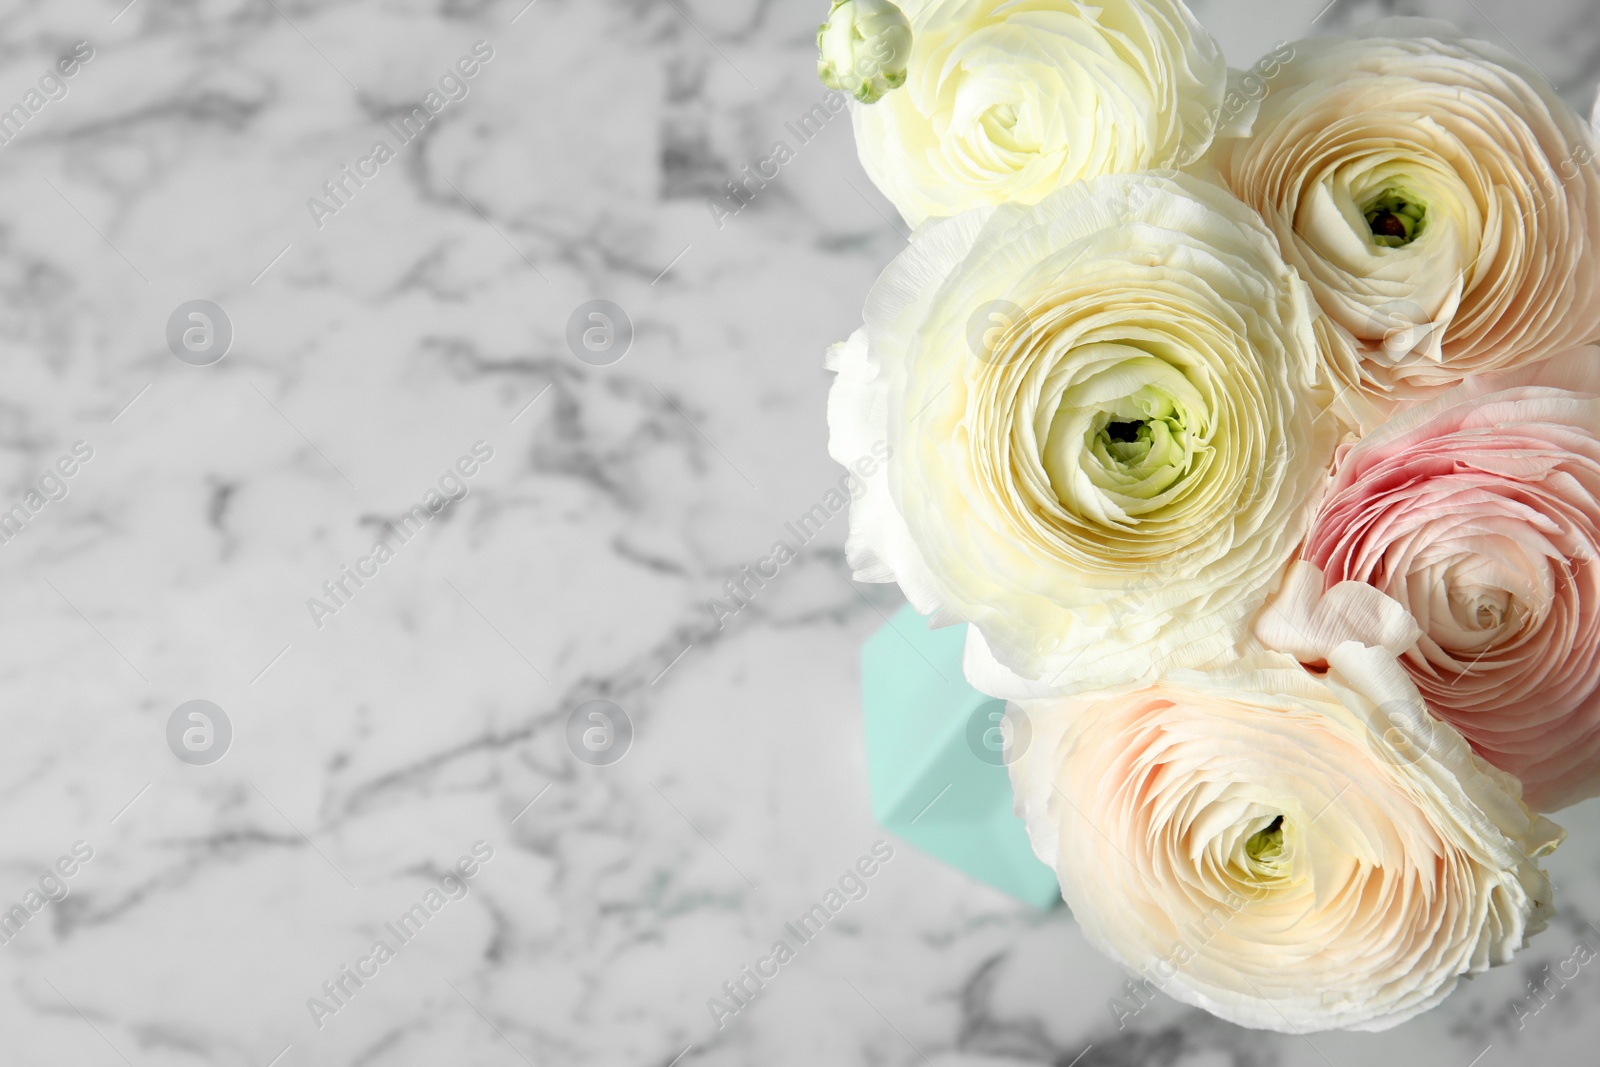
left=861, top=604, right=1061, bottom=908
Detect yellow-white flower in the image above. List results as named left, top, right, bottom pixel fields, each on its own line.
left=1011, top=643, right=1563, bottom=1032
left=826, top=172, right=1337, bottom=696
left=1214, top=21, right=1600, bottom=428
left=850, top=0, right=1226, bottom=226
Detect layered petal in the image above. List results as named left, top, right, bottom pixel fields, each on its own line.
left=1303, top=348, right=1600, bottom=810
left=1215, top=22, right=1600, bottom=427
left=827, top=172, right=1338, bottom=694
left=853, top=0, right=1226, bottom=226
left=1011, top=646, right=1561, bottom=1031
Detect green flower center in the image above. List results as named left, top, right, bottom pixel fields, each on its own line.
left=982, top=102, right=1031, bottom=154
left=1105, top=420, right=1143, bottom=443
left=1246, top=816, right=1285, bottom=864
left=1039, top=348, right=1210, bottom=522
left=1088, top=403, right=1189, bottom=488
left=1363, top=190, right=1426, bottom=248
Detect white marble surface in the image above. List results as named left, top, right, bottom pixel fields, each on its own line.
left=0, top=0, right=1598, bottom=1064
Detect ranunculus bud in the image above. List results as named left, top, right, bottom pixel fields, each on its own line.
left=816, top=0, right=911, bottom=104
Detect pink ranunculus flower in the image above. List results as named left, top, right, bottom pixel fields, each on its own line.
left=1303, top=348, right=1600, bottom=810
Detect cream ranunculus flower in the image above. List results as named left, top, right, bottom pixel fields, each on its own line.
left=850, top=0, right=1226, bottom=227
left=1214, top=20, right=1600, bottom=429
left=826, top=172, right=1338, bottom=696
left=1010, top=643, right=1563, bottom=1032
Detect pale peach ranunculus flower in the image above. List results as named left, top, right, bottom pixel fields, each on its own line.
left=1214, top=21, right=1600, bottom=430
left=1010, top=643, right=1562, bottom=1032
left=1303, top=348, right=1600, bottom=811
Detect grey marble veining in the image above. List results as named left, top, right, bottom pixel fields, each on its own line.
left=0, top=1, right=1597, bottom=1065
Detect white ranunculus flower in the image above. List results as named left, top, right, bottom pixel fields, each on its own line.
left=850, top=0, right=1226, bottom=227
left=1011, top=643, right=1563, bottom=1032
left=826, top=172, right=1338, bottom=695
left=1215, top=20, right=1600, bottom=429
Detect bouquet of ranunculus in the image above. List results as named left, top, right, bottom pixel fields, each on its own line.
left=820, top=0, right=1600, bottom=1032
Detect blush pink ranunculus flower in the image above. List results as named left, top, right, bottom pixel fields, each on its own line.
left=1304, top=348, right=1600, bottom=810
